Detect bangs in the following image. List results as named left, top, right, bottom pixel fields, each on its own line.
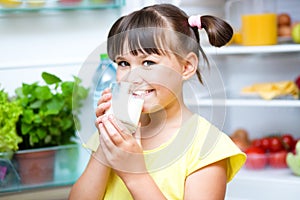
left=107, top=5, right=200, bottom=62
left=107, top=27, right=173, bottom=60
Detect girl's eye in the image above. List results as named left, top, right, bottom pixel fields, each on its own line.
left=143, top=60, right=156, bottom=67
left=117, top=61, right=130, bottom=67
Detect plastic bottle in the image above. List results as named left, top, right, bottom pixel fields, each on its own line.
left=93, top=53, right=116, bottom=109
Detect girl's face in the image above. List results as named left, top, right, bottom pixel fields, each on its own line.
left=114, top=52, right=185, bottom=113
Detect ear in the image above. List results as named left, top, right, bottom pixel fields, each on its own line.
left=182, top=52, right=198, bottom=80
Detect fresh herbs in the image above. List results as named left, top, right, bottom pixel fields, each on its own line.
left=15, top=72, right=89, bottom=150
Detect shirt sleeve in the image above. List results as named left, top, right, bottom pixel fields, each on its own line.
left=186, top=120, right=246, bottom=182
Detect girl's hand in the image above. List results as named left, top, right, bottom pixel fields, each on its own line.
left=97, top=114, right=146, bottom=175
left=95, top=88, right=112, bottom=118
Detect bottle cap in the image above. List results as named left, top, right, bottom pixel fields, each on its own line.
left=100, top=53, right=109, bottom=60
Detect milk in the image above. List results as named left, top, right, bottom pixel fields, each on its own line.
left=106, top=82, right=144, bottom=133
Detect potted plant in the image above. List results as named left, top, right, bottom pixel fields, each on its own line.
left=13, top=72, right=88, bottom=185
left=0, top=88, right=22, bottom=187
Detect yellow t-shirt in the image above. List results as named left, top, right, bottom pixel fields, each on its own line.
left=85, top=114, right=246, bottom=200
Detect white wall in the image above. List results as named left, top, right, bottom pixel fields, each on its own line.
left=0, top=10, right=119, bottom=95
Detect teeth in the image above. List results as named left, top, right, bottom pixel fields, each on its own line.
left=133, top=89, right=154, bottom=96
left=133, top=90, right=146, bottom=96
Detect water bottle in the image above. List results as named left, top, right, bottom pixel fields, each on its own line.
left=93, top=53, right=116, bottom=109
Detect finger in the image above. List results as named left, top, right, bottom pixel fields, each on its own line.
left=95, top=101, right=111, bottom=117
left=107, top=115, right=132, bottom=138
left=95, top=115, right=108, bottom=131
left=95, top=91, right=112, bottom=117
left=97, top=88, right=112, bottom=106
left=102, top=116, right=124, bottom=146
left=98, top=122, right=114, bottom=150
left=102, top=87, right=111, bottom=95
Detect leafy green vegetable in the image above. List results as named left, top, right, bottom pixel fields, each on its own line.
left=15, top=72, right=89, bottom=149
left=0, top=88, right=22, bottom=152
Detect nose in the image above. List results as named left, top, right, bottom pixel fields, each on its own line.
left=122, top=65, right=144, bottom=85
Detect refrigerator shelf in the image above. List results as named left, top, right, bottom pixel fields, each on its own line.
left=0, top=0, right=124, bottom=12
left=185, top=98, right=300, bottom=107
left=226, top=167, right=300, bottom=200
left=204, top=44, right=300, bottom=55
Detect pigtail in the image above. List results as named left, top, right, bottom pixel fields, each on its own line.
left=200, top=15, right=233, bottom=47
left=189, top=14, right=233, bottom=47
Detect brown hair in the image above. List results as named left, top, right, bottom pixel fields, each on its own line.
left=107, top=4, right=233, bottom=84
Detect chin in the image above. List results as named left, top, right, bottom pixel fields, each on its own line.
left=143, top=104, right=166, bottom=114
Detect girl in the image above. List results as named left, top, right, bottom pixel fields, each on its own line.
left=69, top=4, right=246, bottom=200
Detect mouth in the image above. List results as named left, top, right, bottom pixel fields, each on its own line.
left=132, top=89, right=155, bottom=98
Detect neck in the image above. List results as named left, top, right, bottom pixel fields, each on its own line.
left=139, top=98, right=193, bottom=150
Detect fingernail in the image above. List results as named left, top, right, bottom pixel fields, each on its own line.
left=105, top=93, right=112, bottom=99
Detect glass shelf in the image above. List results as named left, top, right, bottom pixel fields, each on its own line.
left=185, top=89, right=300, bottom=108
left=0, top=0, right=124, bottom=12
left=185, top=98, right=300, bottom=107
left=227, top=167, right=300, bottom=199
left=0, top=143, right=89, bottom=195
left=204, top=43, right=300, bottom=55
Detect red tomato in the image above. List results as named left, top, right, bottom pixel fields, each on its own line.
left=245, top=147, right=267, bottom=169
left=268, top=150, right=288, bottom=168
left=245, top=146, right=265, bottom=154
left=260, top=137, right=271, bottom=151
left=252, top=139, right=262, bottom=148
left=295, top=75, right=300, bottom=89
left=269, top=137, right=284, bottom=152
left=281, top=134, right=295, bottom=151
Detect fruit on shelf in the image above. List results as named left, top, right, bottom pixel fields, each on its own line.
left=230, top=129, right=251, bottom=151
left=244, top=146, right=267, bottom=170
left=296, top=75, right=300, bottom=99
left=58, top=0, right=82, bottom=5
left=277, top=13, right=291, bottom=26
left=26, top=0, right=46, bottom=7
left=292, top=23, right=300, bottom=44
left=0, top=0, right=22, bottom=8
left=251, top=134, right=296, bottom=153
left=277, top=13, right=292, bottom=37
left=281, top=134, right=296, bottom=151
left=268, top=150, right=288, bottom=168
left=260, top=137, right=272, bottom=152
left=286, top=141, right=300, bottom=176
left=269, top=137, right=284, bottom=152
left=278, top=25, right=292, bottom=37
left=295, top=75, right=300, bottom=90
left=243, top=133, right=298, bottom=170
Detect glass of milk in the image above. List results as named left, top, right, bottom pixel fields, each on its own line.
left=106, top=82, right=144, bottom=133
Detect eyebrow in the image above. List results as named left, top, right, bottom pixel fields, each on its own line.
left=115, top=54, right=149, bottom=61
left=115, top=55, right=125, bottom=61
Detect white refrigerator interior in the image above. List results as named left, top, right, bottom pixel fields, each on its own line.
left=0, top=0, right=300, bottom=199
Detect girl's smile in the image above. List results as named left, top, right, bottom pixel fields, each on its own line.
left=132, top=88, right=155, bottom=98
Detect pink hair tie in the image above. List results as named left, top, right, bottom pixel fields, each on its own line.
left=188, top=15, right=202, bottom=29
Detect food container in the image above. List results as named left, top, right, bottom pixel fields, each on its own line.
left=245, top=153, right=268, bottom=170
